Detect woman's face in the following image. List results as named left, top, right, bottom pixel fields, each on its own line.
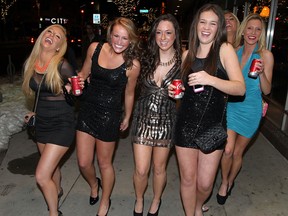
left=225, top=13, right=238, bottom=34
left=41, top=26, right=64, bottom=51
left=197, top=10, right=219, bottom=46
left=110, top=24, right=130, bottom=54
left=243, top=19, right=262, bottom=45
left=155, top=20, right=176, bottom=52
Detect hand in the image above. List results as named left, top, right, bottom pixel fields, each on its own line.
left=188, top=70, right=209, bottom=86
left=120, top=118, right=129, bottom=131
left=24, top=112, right=35, bottom=123
left=168, top=83, right=185, bottom=98
left=255, top=59, right=264, bottom=74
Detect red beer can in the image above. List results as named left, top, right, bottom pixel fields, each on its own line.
left=249, top=59, right=261, bottom=78
left=71, top=76, right=82, bottom=96
left=172, top=79, right=184, bottom=99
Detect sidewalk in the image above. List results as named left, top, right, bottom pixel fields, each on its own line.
left=0, top=130, right=288, bottom=216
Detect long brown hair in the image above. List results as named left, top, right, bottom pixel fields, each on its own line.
left=181, top=4, right=227, bottom=79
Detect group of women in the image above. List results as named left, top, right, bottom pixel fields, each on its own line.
left=22, top=3, right=273, bottom=216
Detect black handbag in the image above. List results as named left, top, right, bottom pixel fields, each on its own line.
left=24, top=73, right=46, bottom=140
left=193, top=87, right=228, bottom=153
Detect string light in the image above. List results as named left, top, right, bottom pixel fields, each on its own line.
left=113, top=0, right=140, bottom=20
left=1, top=0, right=17, bottom=22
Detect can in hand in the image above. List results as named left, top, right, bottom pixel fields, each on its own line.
left=249, top=59, right=261, bottom=78
left=172, top=79, right=184, bottom=99
left=71, top=76, right=82, bottom=96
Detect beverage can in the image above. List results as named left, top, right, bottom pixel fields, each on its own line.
left=249, top=59, right=261, bottom=78
left=71, top=76, right=82, bottom=96
left=172, top=79, right=184, bottom=99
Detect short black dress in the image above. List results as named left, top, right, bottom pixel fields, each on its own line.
left=131, top=62, right=180, bottom=148
left=173, top=57, right=228, bottom=150
left=76, top=42, right=128, bottom=142
left=29, top=60, right=76, bottom=147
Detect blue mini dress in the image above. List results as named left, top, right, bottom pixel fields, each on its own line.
left=227, top=45, right=262, bottom=138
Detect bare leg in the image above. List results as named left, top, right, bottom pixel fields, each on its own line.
left=228, top=135, right=251, bottom=186
left=195, top=150, right=223, bottom=216
left=96, top=139, right=116, bottom=216
left=149, top=147, right=170, bottom=213
left=176, top=146, right=198, bottom=216
left=36, top=143, right=68, bottom=216
left=76, top=131, right=99, bottom=199
left=218, top=130, right=237, bottom=196
left=133, top=144, right=152, bottom=213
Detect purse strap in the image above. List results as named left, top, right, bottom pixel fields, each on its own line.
left=33, top=73, right=46, bottom=113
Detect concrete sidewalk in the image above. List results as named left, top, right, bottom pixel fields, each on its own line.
left=0, top=130, right=288, bottom=216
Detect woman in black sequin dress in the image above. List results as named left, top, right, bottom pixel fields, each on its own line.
left=168, top=4, right=245, bottom=216
left=76, top=17, right=141, bottom=216
left=131, top=14, right=182, bottom=216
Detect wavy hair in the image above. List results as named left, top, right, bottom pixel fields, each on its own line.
left=106, top=17, right=141, bottom=69
left=224, top=10, right=240, bottom=47
left=234, top=13, right=266, bottom=53
left=22, top=24, right=67, bottom=97
left=140, top=13, right=182, bottom=82
left=181, top=3, right=227, bottom=79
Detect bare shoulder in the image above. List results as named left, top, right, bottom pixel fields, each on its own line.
left=261, top=49, right=273, bottom=59
left=220, top=42, right=234, bottom=54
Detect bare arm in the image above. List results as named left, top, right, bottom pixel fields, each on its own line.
left=188, top=43, right=245, bottom=96
left=120, top=59, right=141, bottom=131
left=258, top=49, right=274, bottom=95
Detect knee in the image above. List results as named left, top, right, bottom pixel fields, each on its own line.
left=35, top=170, right=47, bottom=187
left=153, top=165, right=166, bottom=176
left=197, top=181, right=212, bottom=194
left=78, top=159, right=92, bottom=171
left=134, top=167, right=149, bottom=179
left=98, top=158, right=112, bottom=171
left=223, top=146, right=234, bottom=158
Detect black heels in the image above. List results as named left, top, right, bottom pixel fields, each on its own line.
left=147, top=200, right=161, bottom=216
left=133, top=200, right=144, bottom=216
left=90, top=177, right=102, bottom=205
left=96, top=199, right=111, bottom=216
left=216, top=182, right=235, bottom=205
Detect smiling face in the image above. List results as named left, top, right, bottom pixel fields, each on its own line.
left=110, top=24, right=130, bottom=54
left=225, top=13, right=238, bottom=34
left=41, top=26, right=65, bottom=52
left=155, top=20, right=176, bottom=52
left=197, top=10, right=219, bottom=46
left=243, top=19, right=262, bottom=45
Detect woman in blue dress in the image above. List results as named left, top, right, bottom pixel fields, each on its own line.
left=217, top=13, right=274, bottom=205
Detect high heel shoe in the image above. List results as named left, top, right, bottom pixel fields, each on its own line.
left=96, top=199, right=111, bottom=216
left=58, top=210, right=63, bottom=216
left=147, top=200, right=161, bottom=216
left=217, top=182, right=234, bottom=205
left=58, top=187, right=64, bottom=199
left=90, top=177, right=102, bottom=205
left=133, top=200, right=143, bottom=216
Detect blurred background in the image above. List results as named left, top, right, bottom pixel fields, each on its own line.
left=0, top=0, right=288, bottom=157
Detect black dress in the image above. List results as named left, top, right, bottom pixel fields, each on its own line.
left=131, top=62, right=180, bottom=148
left=173, top=57, right=228, bottom=149
left=76, top=42, right=128, bottom=142
left=29, top=59, right=76, bottom=147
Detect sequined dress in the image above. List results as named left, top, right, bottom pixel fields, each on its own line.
left=173, top=57, right=228, bottom=149
left=76, top=42, right=128, bottom=142
left=131, top=62, right=180, bottom=148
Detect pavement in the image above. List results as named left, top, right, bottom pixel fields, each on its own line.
left=0, top=129, right=288, bottom=216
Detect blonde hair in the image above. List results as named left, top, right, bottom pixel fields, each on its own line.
left=22, top=24, right=67, bottom=97
left=224, top=10, right=240, bottom=47
left=235, top=13, right=266, bottom=53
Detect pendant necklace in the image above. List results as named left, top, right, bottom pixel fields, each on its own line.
left=159, top=52, right=177, bottom=67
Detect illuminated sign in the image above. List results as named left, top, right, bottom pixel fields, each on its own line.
left=93, top=14, right=101, bottom=24
left=43, top=17, right=68, bottom=24
left=139, top=9, right=149, bottom=13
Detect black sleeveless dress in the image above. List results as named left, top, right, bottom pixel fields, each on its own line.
left=76, top=42, right=128, bottom=142
left=29, top=59, right=76, bottom=147
left=173, top=57, right=228, bottom=149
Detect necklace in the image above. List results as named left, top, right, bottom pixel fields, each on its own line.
left=159, top=52, right=177, bottom=67
left=35, top=59, right=51, bottom=73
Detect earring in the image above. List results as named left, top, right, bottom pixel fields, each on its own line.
left=56, top=48, right=60, bottom=52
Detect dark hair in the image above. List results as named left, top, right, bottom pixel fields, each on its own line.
left=140, top=13, right=182, bottom=80
left=181, top=3, right=227, bottom=78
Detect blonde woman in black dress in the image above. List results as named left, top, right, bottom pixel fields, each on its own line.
left=22, top=24, right=76, bottom=216
left=131, top=14, right=182, bottom=216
